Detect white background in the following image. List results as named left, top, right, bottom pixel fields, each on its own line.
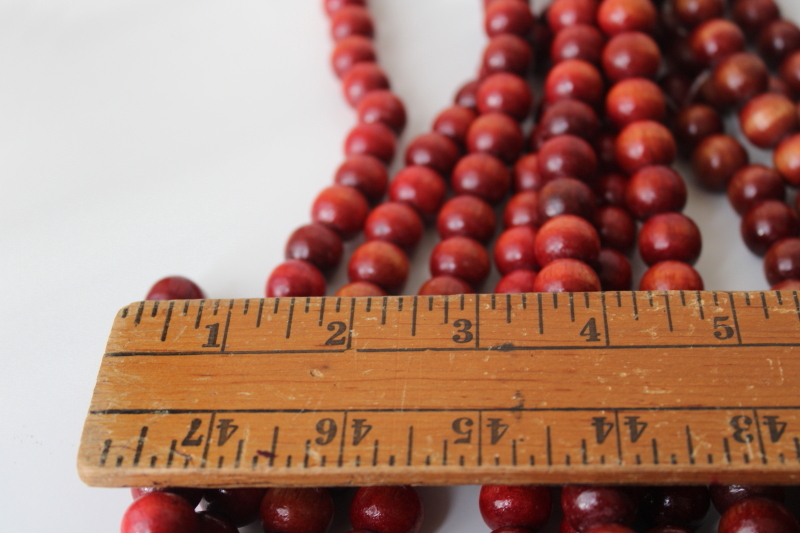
left=1, top=0, right=799, bottom=530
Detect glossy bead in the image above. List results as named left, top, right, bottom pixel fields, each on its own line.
left=711, top=52, right=769, bottom=107
left=514, top=154, right=545, bottom=192
left=602, top=32, right=661, bottom=81
left=455, top=79, right=480, bottom=110
left=388, top=165, right=447, bottom=218
left=765, top=238, right=800, bottom=285
left=466, top=112, right=525, bottom=164
left=335, top=281, right=386, bottom=297
left=769, top=75, right=794, bottom=97
left=597, top=248, right=632, bottom=289
left=615, top=120, right=677, bottom=175
left=342, top=62, right=389, bottom=107
left=547, top=0, right=598, bottom=33
left=551, top=25, right=605, bottom=66
left=495, top=269, right=538, bottom=293
left=639, top=212, right=702, bottom=265
left=324, top=0, right=367, bottom=17
left=538, top=177, right=597, bottom=222
left=774, top=133, right=800, bottom=186
left=130, top=487, right=203, bottom=508
left=596, top=0, right=657, bottom=36
left=535, top=214, right=601, bottom=267
left=349, top=240, right=409, bottom=293
left=331, top=6, right=374, bottom=41
left=479, top=485, right=553, bottom=530
left=537, top=134, right=598, bottom=184
left=741, top=200, right=800, bottom=256
left=596, top=206, right=636, bottom=252
left=477, top=73, right=533, bottom=122
left=718, top=497, right=800, bottom=533
left=311, top=185, right=369, bottom=239
left=779, top=51, right=800, bottom=94
left=639, top=260, right=704, bottom=290
left=334, top=154, right=388, bottom=203
left=430, top=236, right=491, bottom=288
left=690, top=19, right=746, bottom=66
left=344, top=122, right=396, bottom=164
left=606, top=78, right=666, bottom=129
left=672, top=0, right=723, bottom=28
left=731, top=0, right=780, bottom=36
left=773, top=279, right=800, bottom=289
left=494, top=226, right=539, bottom=275
left=504, top=191, right=541, bottom=229
left=674, top=104, right=723, bottom=149
left=757, top=20, right=800, bottom=66
left=641, top=486, right=710, bottom=527
left=533, top=258, right=601, bottom=292
left=365, top=202, right=424, bottom=251
left=740, top=93, right=797, bottom=148
left=433, top=105, right=478, bottom=148
left=483, top=34, right=533, bottom=77
left=204, top=488, right=266, bottom=528
left=485, top=0, right=535, bottom=38
left=625, top=165, right=686, bottom=220
left=544, top=59, right=605, bottom=108
left=285, top=223, right=344, bottom=273
left=437, top=195, right=497, bottom=244
left=691, top=134, right=748, bottom=191
left=350, top=486, right=424, bottom=533
left=197, top=512, right=238, bottom=533
left=534, top=99, right=600, bottom=148
left=260, top=488, right=334, bottom=533
left=146, top=276, right=205, bottom=300
left=452, top=153, right=511, bottom=204
left=595, top=172, right=627, bottom=207
left=418, top=275, right=474, bottom=295
left=357, top=90, right=406, bottom=134
left=405, top=132, right=461, bottom=177
left=710, top=485, right=786, bottom=514
left=266, top=260, right=326, bottom=297
left=561, top=486, right=637, bottom=531
left=121, top=492, right=198, bottom=533
left=727, top=165, right=785, bottom=216
left=331, top=36, right=376, bottom=78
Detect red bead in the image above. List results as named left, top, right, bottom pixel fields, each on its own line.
left=774, top=133, right=800, bottom=186
left=483, top=34, right=533, bottom=76
left=741, top=200, right=800, bottom=256
left=690, top=19, right=746, bottom=66
left=727, top=165, right=786, bottom=216
left=357, top=90, right=406, bottom=134
left=535, top=214, right=601, bottom=267
left=674, top=104, right=723, bottom=149
left=711, top=52, right=769, bottom=107
left=311, top=185, right=369, bottom=239
left=504, top=190, right=542, bottom=228
left=533, top=259, right=601, bottom=292
left=467, top=112, right=525, bottom=163
left=596, top=206, right=636, bottom=252
left=260, top=488, right=334, bottom=533
left=131, top=487, right=203, bottom=508
left=335, top=281, right=386, bottom=297
left=595, top=132, right=620, bottom=172
left=780, top=51, right=800, bottom=94
left=146, top=276, right=205, bottom=300
left=602, top=32, right=661, bottom=81
left=769, top=75, right=794, bottom=98
left=342, top=62, right=390, bottom=107
left=350, top=486, right=424, bottom=533
left=364, top=201, right=424, bottom=251
left=324, top=0, right=367, bottom=17
left=691, top=134, right=749, bottom=191
left=433, top=105, right=478, bottom=148
left=731, top=0, right=780, bottom=36
left=388, top=165, right=447, bottom=218
left=478, top=485, right=553, bottom=530
left=121, top=492, right=198, bottom=533
left=672, top=0, right=724, bottom=28
left=595, top=172, right=628, bottom=207
left=711, top=485, right=786, bottom=514
left=660, top=72, right=694, bottom=108
left=718, top=497, right=800, bottom=533
left=641, top=486, right=710, bottom=527
left=596, top=0, right=657, bottom=36
left=547, top=0, right=599, bottom=34
left=538, top=176, right=597, bottom=222
left=544, top=59, right=605, bottom=108
left=534, top=99, right=600, bottom=148
left=625, top=165, right=687, bottom=220
left=757, top=20, right=800, bottom=66
left=430, top=236, right=491, bottom=288
left=455, top=79, right=480, bottom=110
left=551, top=25, right=606, bottom=65
left=765, top=238, right=800, bottom=285
left=285, top=223, right=344, bottom=273
left=615, top=120, right=677, bottom=175
left=495, top=269, right=538, bottom=293
left=348, top=240, right=409, bottom=293
left=452, top=153, right=512, bottom=204
left=437, top=195, right=497, bottom=244
left=204, top=488, right=266, bottom=528
left=405, top=133, right=461, bottom=178
left=537, top=134, right=598, bottom=184
left=561, top=486, right=638, bottom=531
left=485, top=0, right=535, bottom=37
left=597, top=248, right=633, bottom=289
left=330, top=6, right=374, bottom=41
left=494, top=226, right=539, bottom=275
left=334, top=154, right=389, bottom=203
left=344, top=122, right=396, bottom=164
left=477, top=73, right=533, bottom=122
left=266, top=260, right=326, bottom=297
left=514, top=154, right=545, bottom=192
left=773, top=279, right=800, bottom=290
left=418, top=275, right=474, bottom=295
left=639, top=212, right=702, bottom=265
left=331, top=36, right=376, bottom=78
left=197, top=511, right=238, bottom=533
left=639, top=261, right=704, bottom=290
left=606, top=78, right=666, bottom=128
left=560, top=517, right=579, bottom=533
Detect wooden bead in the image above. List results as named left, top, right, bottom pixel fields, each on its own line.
left=741, top=200, right=800, bottom=256
left=596, top=0, right=657, bottom=36
left=533, top=258, right=601, bottom=292
left=146, top=277, right=205, bottom=300
left=485, top=0, right=535, bottom=38
left=597, top=248, right=633, bottom=290
left=639, top=212, right=702, bottom=266
left=535, top=214, right=601, bottom=267
left=780, top=50, right=800, bottom=95
left=551, top=24, right=606, bottom=65
left=350, top=486, right=424, bottom=533
left=562, top=486, right=639, bottom=533
left=757, top=20, right=800, bottom=66
left=344, top=122, right=396, bottom=164
left=547, top=0, right=599, bottom=34
left=544, top=59, right=605, bottom=108
left=334, top=154, right=388, bottom=203
left=710, top=485, right=786, bottom=514
left=691, top=134, right=748, bottom=191
left=595, top=172, right=628, bottom=208
left=437, top=195, right=497, bottom=244
left=131, top=487, right=203, bottom=507
left=418, top=275, right=474, bottom=295
left=285, top=223, right=344, bottom=273
left=534, top=99, right=600, bottom=148
left=625, top=165, right=687, bottom=220
left=455, top=79, right=480, bottom=110
left=466, top=112, right=525, bottom=164
left=596, top=206, right=636, bottom=252
left=364, top=201, right=424, bottom=251
left=764, top=237, right=800, bottom=286
left=537, top=134, right=598, bottom=184
left=538, top=176, right=597, bottom=222
left=483, top=34, right=533, bottom=77
left=388, top=166, right=447, bottom=219
left=731, top=0, right=780, bottom=36
left=605, top=78, right=666, bottom=128
left=121, top=492, right=198, bottom=533
left=266, top=260, right=326, bottom=297
left=342, top=62, right=390, bottom=107
left=479, top=485, right=553, bottom=530
left=433, top=105, right=478, bottom=148
left=504, top=191, right=541, bottom=228
left=430, top=236, right=491, bottom=288
left=615, top=120, right=677, bottom=175
left=495, top=269, right=538, bottom=293
left=639, top=261, right=704, bottom=290
left=348, top=240, right=409, bottom=293
left=689, top=19, right=745, bottom=66
left=740, top=93, right=797, bottom=148
left=357, top=90, right=407, bottom=134
left=311, top=184, right=370, bottom=239
left=452, top=153, right=512, bottom=204
left=477, top=73, right=533, bottom=122
left=335, top=281, right=386, bottom=297
left=331, top=36, right=376, bottom=78
left=405, top=132, right=461, bottom=177
left=260, top=488, right=334, bottom=533
left=602, top=32, right=661, bottom=81
left=711, top=52, right=769, bottom=107
left=494, top=226, right=539, bottom=275
left=774, top=133, right=800, bottom=186
left=727, top=165, right=785, bottom=216
left=673, top=104, right=723, bottom=149
left=672, top=0, right=724, bottom=28
left=514, top=154, right=546, bottom=191
left=330, top=6, right=374, bottom=41
left=718, top=497, right=800, bottom=533
left=641, top=486, right=710, bottom=527
left=196, top=511, right=237, bottom=533
left=324, top=0, right=367, bottom=17
left=205, top=488, right=266, bottom=527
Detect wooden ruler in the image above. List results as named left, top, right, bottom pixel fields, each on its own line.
left=79, top=290, right=800, bottom=488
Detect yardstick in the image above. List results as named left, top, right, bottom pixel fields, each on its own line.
left=79, top=290, right=800, bottom=488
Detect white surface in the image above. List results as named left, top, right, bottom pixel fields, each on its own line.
left=1, top=0, right=799, bottom=531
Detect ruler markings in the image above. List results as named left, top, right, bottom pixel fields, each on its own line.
left=150, top=456, right=157, bottom=468
left=475, top=295, right=481, bottom=349
left=723, top=438, right=731, bottom=464
left=412, top=297, right=418, bottom=337
left=269, top=427, right=279, bottom=467
left=200, top=413, right=216, bottom=468
left=601, top=292, right=610, bottom=347
left=366, top=298, right=372, bottom=313
left=218, top=456, right=224, bottom=469
left=444, top=296, right=449, bottom=324
left=584, top=292, right=590, bottom=308
left=460, top=294, right=464, bottom=311
left=752, top=409, right=768, bottom=465
left=663, top=292, right=673, bottom=333
left=581, top=439, right=587, bottom=465
left=235, top=440, right=243, bottom=468
left=407, top=427, right=414, bottom=466
left=616, top=291, right=622, bottom=307
left=795, top=292, right=800, bottom=323
left=537, top=293, right=544, bottom=334
left=285, top=298, right=296, bottom=339
left=685, top=426, right=695, bottom=465
left=680, top=291, right=686, bottom=306
left=521, top=293, right=527, bottom=310
left=219, top=301, right=233, bottom=351
left=795, top=437, right=800, bottom=462
left=761, top=292, right=769, bottom=319
left=121, top=307, right=128, bottom=319
left=777, top=291, right=783, bottom=305
left=256, top=299, right=264, bottom=328
left=506, top=294, right=512, bottom=324
left=373, top=441, right=379, bottom=466
left=397, top=297, right=403, bottom=312
left=728, top=292, right=743, bottom=345
left=243, top=299, right=250, bottom=315
left=318, top=298, right=326, bottom=327
left=511, top=440, right=516, bottom=466
left=134, top=301, right=145, bottom=327
left=569, top=293, right=575, bottom=322
left=346, top=299, right=356, bottom=350
left=442, top=440, right=448, bottom=466
left=338, top=412, right=348, bottom=467
left=614, top=410, right=623, bottom=465
left=552, top=293, right=558, bottom=309
left=160, top=302, right=174, bottom=341
left=631, top=292, right=638, bottom=321
left=304, top=440, right=310, bottom=468
left=696, top=291, right=704, bottom=320
left=477, top=411, right=483, bottom=467
left=546, top=427, right=552, bottom=466
left=212, top=300, right=220, bottom=316
left=428, top=297, right=433, bottom=312
left=647, top=291, right=654, bottom=307
left=652, top=439, right=659, bottom=465
left=745, top=292, right=751, bottom=306
left=273, top=298, right=280, bottom=314
left=151, top=301, right=159, bottom=318
left=132, top=426, right=148, bottom=467
left=491, top=294, right=496, bottom=311
left=182, top=301, right=189, bottom=317
left=713, top=292, right=719, bottom=307
left=167, top=440, right=176, bottom=468
left=99, top=439, right=112, bottom=466
left=336, top=298, right=341, bottom=313
left=381, top=297, right=387, bottom=325
left=304, top=298, right=310, bottom=314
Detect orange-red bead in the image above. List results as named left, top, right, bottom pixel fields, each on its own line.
left=639, top=261, right=704, bottom=290
left=388, top=166, right=447, bottom=219
left=348, top=241, right=410, bottom=294
left=533, top=259, right=601, bottom=292
left=430, top=236, right=491, bottom=288
left=311, top=185, right=370, bottom=239
left=344, top=122, right=396, bottom=164
left=615, top=121, right=677, bottom=175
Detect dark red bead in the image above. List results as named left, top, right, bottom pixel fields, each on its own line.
left=711, top=485, right=786, bottom=514
left=741, top=200, right=800, bottom=256
left=727, top=165, right=785, bottom=216
left=197, top=512, right=238, bottom=533
left=146, top=277, right=205, bottom=300
left=342, top=62, right=390, bottom=107
left=602, top=32, right=661, bottom=81
left=674, top=104, right=723, bottom=149
left=597, top=248, right=633, bottom=289
left=774, top=133, right=800, bottom=186
left=452, top=153, right=512, bottom=204
left=625, top=165, right=687, bottom=220
left=348, top=240, right=410, bottom=293
left=405, top=132, right=461, bottom=177
left=596, top=206, right=636, bottom=252
left=597, top=0, right=657, bottom=36
left=330, top=6, right=374, bottom=41
left=324, top=0, right=367, bottom=17
left=433, top=105, right=478, bottom=148
left=691, top=134, right=748, bottom=191
left=350, top=486, right=424, bottom=533
left=547, top=0, right=599, bottom=34
left=514, top=154, right=545, bottom=192
left=639, top=212, right=702, bottom=265
left=606, top=78, right=666, bottom=128
left=718, top=497, right=800, bottom=533
left=781, top=48, right=800, bottom=92
left=418, top=275, right=474, bottom=295
left=711, top=52, right=769, bottom=107
left=533, top=258, right=601, bottom=292
left=595, top=172, right=627, bottom=207
left=534, top=99, right=600, bottom=148
left=690, top=19, right=746, bottom=66
left=660, top=72, right=694, bottom=108
left=771, top=74, right=796, bottom=98
left=260, top=488, right=334, bottom=533
left=483, top=34, right=533, bottom=77
left=365, top=201, right=424, bottom=251
left=538, top=176, right=597, bottom=222
left=731, top=0, right=780, bottom=36
left=335, top=281, right=386, bottom=297
left=641, top=486, right=710, bottom=527
left=467, top=112, right=525, bottom=163
left=478, top=485, right=553, bottom=530
left=121, top=492, right=198, bottom=533
left=672, top=0, right=724, bottom=28
left=430, top=236, right=491, bottom=288
left=537, top=134, right=598, bottom=184
left=485, top=0, right=535, bottom=37
left=266, top=260, right=326, bottom=297
left=204, top=488, right=266, bottom=528
left=615, top=120, right=677, bottom=175
left=357, top=90, right=406, bottom=134
left=495, top=270, right=538, bottom=293
left=773, top=279, right=800, bottom=289
left=765, top=238, right=800, bottom=285
left=477, top=73, right=533, bottom=122
left=344, top=122, right=396, bottom=164
left=331, top=36, right=376, bottom=78
left=504, top=191, right=542, bottom=228
left=285, top=223, right=344, bottom=273
left=544, top=59, right=605, bottom=108
left=131, top=487, right=203, bottom=508
left=494, top=226, right=539, bottom=275
left=388, top=165, right=447, bottom=218
left=639, top=260, right=704, bottom=290
left=535, top=214, right=601, bottom=267
left=311, top=185, right=369, bottom=239
left=757, top=20, right=800, bottom=66
left=335, top=154, right=388, bottom=203
left=551, top=25, right=606, bottom=65
left=437, top=195, right=497, bottom=244
left=595, top=132, right=620, bottom=172
left=561, top=519, right=579, bottom=533
left=561, top=486, right=638, bottom=531
left=455, top=79, right=480, bottom=110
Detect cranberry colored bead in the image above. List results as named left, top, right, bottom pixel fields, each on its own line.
left=335, top=281, right=386, bottom=297
left=452, top=153, right=511, bottom=204
left=357, top=90, right=407, bottom=134
left=479, top=485, right=553, bottom=530
left=204, top=488, right=266, bottom=528
left=711, top=485, right=786, bottom=514
left=266, top=260, right=326, bottom=297
left=535, top=214, right=601, bottom=267
left=551, top=25, right=606, bottom=65
left=431, top=236, right=491, bottom=288
left=711, top=52, right=769, bottom=107
left=625, top=165, right=687, bottom=220
left=121, top=492, right=198, bottom=533
left=560, top=517, right=579, bottom=533
left=324, top=0, right=367, bottom=17
left=639, top=212, right=702, bottom=265
left=596, top=0, right=657, bottom=36
left=455, top=79, right=480, bottom=110
left=727, top=165, right=785, bottom=216
left=331, top=36, right=376, bottom=78
left=597, top=248, right=633, bottom=289
left=718, top=497, right=800, bottom=533
left=495, top=269, right=538, bottom=293
left=483, top=34, right=533, bottom=76
left=537, top=134, right=598, bottom=184
left=364, top=201, right=424, bottom=250
left=691, top=134, right=748, bottom=191
left=504, top=191, right=541, bottom=228
left=477, top=73, right=533, bottom=122
left=466, top=112, right=525, bottom=163
left=561, top=486, right=638, bottom=531
left=311, top=185, right=369, bottom=239
left=672, top=0, right=724, bottom=28
left=350, top=486, right=424, bottom=533
left=602, top=32, right=661, bottom=82
left=548, top=0, right=598, bottom=33
left=535, top=99, right=601, bottom=147
left=615, top=120, right=677, bottom=175
left=741, top=200, right=800, bottom=256
left=770, top=76, right=794, bottom=97
left=485, top=0, right=535, bottom=37
left=344, top=122, right=396, bottom=164
left=335, top=154, right=388, bottom=203
left=389, top=165, right=447, bottom=218
left=780, top=50, right=800, bottom=93
left=641, top=486, right=710, bottom=527
left=418, top=275, right=474, bottom=295
left=773, top=279, right=800, bottom=289
left=765, top=238, right=800, bottom=285
left=494, top=226, right=539, bottom=275
left=331, top=6, right=374, bottom=41
left=544, top=59, right=605, bottom=108
left=514, top=154, right=545, bottom=192
left=433, top=106, right=478, bottom=148
left=732, top=0, right=780, bottom=36
left=285, top=223, right=344, bottom=272
left=405, top=133, right=460, bottom=177
left=538, top=176, right=597, bottom=222
left=348, top=240, right=409, bottom=293
left=674, top=104, right=723, bottom=149
left=690, top=19, right=746, bottom=66
left=260, top=488, right=334, bottom=533
left=639, top=260, right=704, bottom=290
left=606, top=78, right=666, bottom=128
left=774, top=133, right=800, bottom=186
left=146, top=276, right=205, bottom=300
left=595, top=172, right=627, bottom=207
left=758, top=20, right=800, bottom=66
left=342, top=62, right=390, bottom=107
left=131, top=487, right=204, bottom=508
left=741, top=93, right=798, bottom=149
left=533, top=258, right=601, bottom=292
left=596, top=206, right=636, bottom=252
left=437, top=195, right=497, bottom=244
left=197, top=512, right=238, bottom=533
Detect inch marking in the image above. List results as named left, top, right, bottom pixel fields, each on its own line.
left=269, top=427, right=279, bottom=467
left=685, top=426, right=695, bottom=465
left=133, top=426, right=148, bottom=466
left=744, top=292, right=751, bottom=306
left=663, top=292, right=673, bottom=332
left=584, top=292, right=590, bottom=308
left=538, top=294, right=544, bottom=334
left=546, top=426, right=552, bottom=466
left=412, top=297, right=418, bottom=337
left=381, top=297, right=387, bottom=325
left=475, top=296, right=481, bottom=349
left=552, top=293, right=558, bottom=309
left=285, top=298, right=296, bottom=338
left=121, top=307, right=128, bottom=319
left=160, top=302, right=174, bottom=342
left=444, top=296, right=449, bottom=324
left=614, top=410, right=623, bottom=464
left=219, top=300, right=233, bottom=351
left=631, top=292, right=638, bottom=321
left=647, top=291, right=654, bottom=307
left=601, top=292, right=610, bottom=346
left=761, top=292, right=770, bottom=319
left=397, top=297, right=403, bottom=312
left=256, top=299, right=264, bottom=328
left=318, top=298, right=326, bottom=327
left=491, top=294, right=496, bottom=310
left=304, top=298, right=310, bottom=314
left=407, top=427, right=414, bottom=466
left=506, top=294, right=512, bottom=324
left=581, top=439, right=587, bottom=465
left=569, top=293, right=575, bottom=322
left=201, top=413, right=216, bottom=468
left=727, top=292, right=743, bottom=345
left=713, top=292, right=719, bottom=307
left=346, top=299, right=356, bottom=350
left=443, top=440, right=448, bottom=466
left=460, top=294, right=465, bottom=311
left=752, top=409, right=768, bottom=465
left=680, top=291, right=686, bottom=306
left=366, top=298, right=372, bottom=313
left=428, top=297, right=433, bottom=312
left=182, top=301, right=189, bottom=316
left=777, top=291, right=784, bottom=305
left=373, top=440, right=379, bottom=466
left=652, top=439, right=659, bottom=465
left=616, top=291, right=622, bottom=307
left=212, top=300, right=220, bottom=316
left=336, top=298, right=341, bottom=313
left=235, top=440, right=243, bottom=468
left=338, top=412, right=349, bottom=467
left=194, top=300, right=204, bottom=329
left=134, top=302, right=145, bottom=327
left=167, top=440, right=177, bottom=468
left=273, top=298, right=280, bottom=314
left=723, top=438, right=731, bottom=464
left=521, top=293, right=527, bottom=310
